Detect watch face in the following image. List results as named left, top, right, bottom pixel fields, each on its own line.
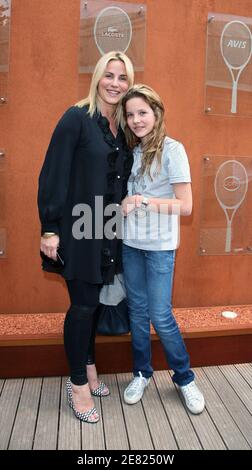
left=135, top=208, right=147, bottom=218
left=142, top=197, right=149, bottom=206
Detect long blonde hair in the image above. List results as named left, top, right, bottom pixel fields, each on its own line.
left=76, top=51, right=134, bottom=118
left=121, top=84, right=166, bottom=177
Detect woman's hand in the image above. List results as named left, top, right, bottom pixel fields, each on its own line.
left=121, top=194, right=143, bottom=216
left=40, top=234, right=60, bottom=261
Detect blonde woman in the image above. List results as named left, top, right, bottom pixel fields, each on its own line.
left=121, top=85, right=205, bottom=414
left=38, top=52, right=134, bottom=423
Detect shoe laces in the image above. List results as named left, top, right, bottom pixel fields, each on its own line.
left=128, top=372, right=147, bottom=392
left=182, top=382, right=200, bottom=403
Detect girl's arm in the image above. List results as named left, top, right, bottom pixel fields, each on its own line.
left=122, top=183, right=192, bottom=217
left=149, top=183, right=192, bottom=216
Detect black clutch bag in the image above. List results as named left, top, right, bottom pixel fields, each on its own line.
left=96, top=298, right=130, bottom=336
left=40, top=249, right=65, bottom=271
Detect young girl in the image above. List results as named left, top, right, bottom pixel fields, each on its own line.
left=121, top=84, right=205, bottom=414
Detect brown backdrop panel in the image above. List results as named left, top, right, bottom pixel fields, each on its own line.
left=1, top=0, right=252, bottom=314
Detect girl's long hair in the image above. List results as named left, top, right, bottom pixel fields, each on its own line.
left=75, top=51, right=134, bottom=120
left=121, top=84, right=166, bottom=177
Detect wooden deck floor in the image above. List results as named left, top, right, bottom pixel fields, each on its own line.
left=0, top=364, right=252, bottom=451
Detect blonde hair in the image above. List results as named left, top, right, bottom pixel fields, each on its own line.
left=121, top=84, right=166, bottom=178
left=76, top=51, right=134, bottom=117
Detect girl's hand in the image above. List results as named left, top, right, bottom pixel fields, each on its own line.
left=40, top=235, right=60, bottom=261
left=121, top=194, right=143, bottom=216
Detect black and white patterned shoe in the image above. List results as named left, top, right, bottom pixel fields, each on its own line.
left=73, top=406, right=99, bottom=423
left=66, top=378, right=74, bottom=409
left=91, top=381, right=110, bottom=397
left=66, top=378, right=99, bottom=423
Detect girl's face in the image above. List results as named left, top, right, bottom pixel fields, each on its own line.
left=125, top=97, right=156, bottom=142
left=98, top=60, right=129, bottom=109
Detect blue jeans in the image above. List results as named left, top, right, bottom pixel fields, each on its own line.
left=122, top=244, right=194, bottom=386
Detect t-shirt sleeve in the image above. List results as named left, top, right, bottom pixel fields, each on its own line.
left=37, top=106, right=82, bottom=234
left=165, top=141, right=191, bottom=184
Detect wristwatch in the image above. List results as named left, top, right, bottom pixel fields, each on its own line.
left=136, top=197, right=149, bottom=218
left=42, top=232, right=56, bottom=239
left=141, top=197, right=149, bottom=208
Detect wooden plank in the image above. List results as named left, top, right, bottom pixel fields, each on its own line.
left=33, top=377, right=61, bottom=450
left=153, top=371, right=201, bottom=450
left=196, top=368, right=249, bottom=450
left=8, top=378, right=42, bottom=450
left=1, top=365, right=251, bottom=451
left=0, top=379, right=4, bottom=394
left=100, top=374, right=129, bottom=450
left=234, top=363, right=252, bottom=388
left=81, top=394, right=105, bottom=450
left=58, top=376, right=81, bottom=450
left=0, top=378, right=23, bottom=450
left=173, top=368, right=226, bottom=450
left=203, top=366, right=252, bottom=448
left=219, top=365, right=252, bottom=414
left=117, top=373, right=153, bottom=450
left=141, top=375, right=178, bottom=450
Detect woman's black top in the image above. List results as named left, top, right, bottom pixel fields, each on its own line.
left=38, top=105, right=133, bottom=283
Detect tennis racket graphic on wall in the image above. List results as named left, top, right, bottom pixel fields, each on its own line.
left=94, top=6, right=132, bottom=55
left=220, top=21, right=252, bottom=113
left=214, top=160, right=248, bottom=252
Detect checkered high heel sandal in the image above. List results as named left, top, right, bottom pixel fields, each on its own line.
left=91, top=381, right=110, bottom=397
left=66, top=378, right=99, bottom=423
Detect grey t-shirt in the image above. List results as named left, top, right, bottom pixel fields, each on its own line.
left=123, top=136, right=191, bottom=250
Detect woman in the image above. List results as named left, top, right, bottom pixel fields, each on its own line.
left=38, top=51, right=134, bottom=423
left=121, top=84, right=205, bottom=414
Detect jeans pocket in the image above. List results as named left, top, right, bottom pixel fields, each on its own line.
left=147, top=250, right=175, bottom=274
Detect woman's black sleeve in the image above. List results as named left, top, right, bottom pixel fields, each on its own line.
left=38, top=107, right=82, bottom=234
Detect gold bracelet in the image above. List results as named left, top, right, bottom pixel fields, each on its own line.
left=42, top=232, right=56, bottom=239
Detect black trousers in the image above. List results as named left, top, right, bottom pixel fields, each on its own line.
left=64, top=280, right=101, bottom=385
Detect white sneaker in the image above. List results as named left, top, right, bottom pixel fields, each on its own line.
left=179, top=381, right=205, bottom=414
left=124, top=372, right=150, bottom=404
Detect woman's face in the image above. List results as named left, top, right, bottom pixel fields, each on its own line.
left=98, top=60, right=129, bottom=109
left=125, top=97, right=156, bottom=142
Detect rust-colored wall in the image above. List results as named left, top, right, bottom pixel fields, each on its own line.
left=1, top=0, right=252, bottom=314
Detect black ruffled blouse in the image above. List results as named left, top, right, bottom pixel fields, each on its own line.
left=38, top=105, right=133, bottom=283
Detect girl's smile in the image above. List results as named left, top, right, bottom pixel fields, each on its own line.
left=126, top=97, right=156, bottom=142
